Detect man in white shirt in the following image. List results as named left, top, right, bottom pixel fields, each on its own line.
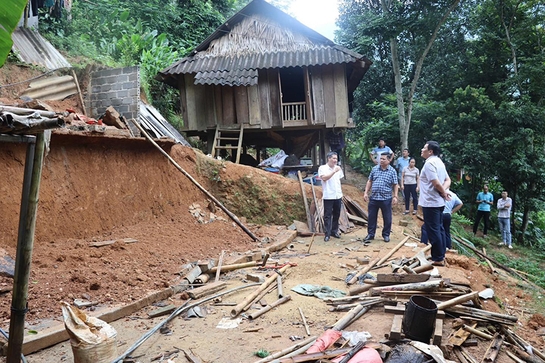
left=419, top=141, right=451, bottom=266
left=319, top=152, right=344, bottom=242
left=497, top=191, right=513, bottom=249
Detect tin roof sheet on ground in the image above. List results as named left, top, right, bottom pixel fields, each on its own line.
left=11, top=28, right=71, bottom=71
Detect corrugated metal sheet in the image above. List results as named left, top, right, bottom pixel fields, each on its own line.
left=20, top=75, right=77, bottom=101
left=11, top=28, right=71, bottom=71
left=138, top=102, right=190, bottom=146
left=194, top=69, right=258, bottom=86
left=164, top=46, right=363, bottom=74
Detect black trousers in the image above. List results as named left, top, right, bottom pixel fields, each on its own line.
left=323, top=198, right=342, bottom=237
left=473, top=210, right=490, bottom=235
left=404, top=184, right=418, bottom=211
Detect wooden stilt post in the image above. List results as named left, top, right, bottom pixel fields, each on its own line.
left=7, top=133, right=45, bottom=363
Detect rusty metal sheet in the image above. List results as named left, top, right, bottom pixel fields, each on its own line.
left=11, top=27, right=71, bottom=71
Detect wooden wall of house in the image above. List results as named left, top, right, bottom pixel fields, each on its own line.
left=310, top=63, right=349, bottom=127
left=179, top=63, right=350, bottom=131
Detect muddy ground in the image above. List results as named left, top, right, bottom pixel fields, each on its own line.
left=0, top=64, right=544, bottom=362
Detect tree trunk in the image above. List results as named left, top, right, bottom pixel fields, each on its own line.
left=518, top=203, right=529, bottom=245
left=381, top=0, right=461, bottom=150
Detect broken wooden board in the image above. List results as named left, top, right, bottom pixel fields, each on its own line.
left=384, top=304, right=445, bottom=318
left=377, top=273, right=430, bottom=283
left=264, top=230, right=297, bottom=253
left=447, top=323, right=477, bottom=347
left=390, top=314, right=403, bottom=340
left=13, top=286, right=178, bottom=355
left=433, top=318, right=443, bottom=345
left=89, top=238, right=138, bottom=247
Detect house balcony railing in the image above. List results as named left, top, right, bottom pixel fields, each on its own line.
left=282, top=102, right=307, bottom=124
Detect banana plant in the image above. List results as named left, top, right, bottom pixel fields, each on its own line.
left=0, top=0, right=28, bottom=67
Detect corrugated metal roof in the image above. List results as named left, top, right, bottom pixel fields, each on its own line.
left=138, top=102, right=190, bottom=146
left=158, top=0, right=371, bottom=87
left=194, top=69, right=258, bottom=86
left=11, top=28, right=71, bottom=71
left=20, top=75, right=77, bottom=101
left=164, top=46, right=364, bottom=74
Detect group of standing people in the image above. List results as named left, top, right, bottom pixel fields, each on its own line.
left=318, top=138, right=513, bottom=261
left=473, top=185, right=512, bottom=248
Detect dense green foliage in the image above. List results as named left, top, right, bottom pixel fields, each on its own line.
left=339, top=0, right=545, bottom=247
left=38, top=0, right=250, bottom=120
left=0, top=0, right=27, bottom=66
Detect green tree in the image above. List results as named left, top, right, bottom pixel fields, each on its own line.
left=337, top=0, right=462, bottom=150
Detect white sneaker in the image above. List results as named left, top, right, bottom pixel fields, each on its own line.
left=508, top=245, right=513, bottom=249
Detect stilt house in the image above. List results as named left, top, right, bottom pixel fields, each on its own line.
left=158, top=0, right=371, bottom=164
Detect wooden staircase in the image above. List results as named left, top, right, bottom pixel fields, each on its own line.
left=211, top=124, right=244, bottom=164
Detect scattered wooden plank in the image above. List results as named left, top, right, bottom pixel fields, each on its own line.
left=433, top=318, right=443, bottom=345
left=346, top=212, right=367, bottom=225
left=297, top=170, right=314, bottom=232
left=448, top=323, right=477, bottom=347
left=390, top=315, right=403, bottom=340
left=377, top=273, right=430, bottom=283
left=481, top=334, right=503, bottom=363
left=17, top=286, right=178, bottom=355
left=265, top=230, right=297, bottom=253
left=384, top=304, right=445, bottom=318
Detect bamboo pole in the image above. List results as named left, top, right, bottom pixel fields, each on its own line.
left=215, top=250, right=225, bottom=282
left=243, top=283, right=277, bottom=312
left=274, top=347, right=352, bottom=363
left=249, top=295, right=292, bottom=320
left=208, top=261, right=258, bottom=274
left=482, top=247, right=497, bottom=274
left=253, top=336, right=317, bottom=363
left=130, top=119, right=259, bottom=241
left=270, top=340, right=316, bottom=362
left=232, top=265, right=290, bottom=317
left=113, top=283, right=260, bottom=363
left=297, top=171, right=314, bottom=232
left=331, top=302, right=373, bottom=331
left=71, top=69, right=87, bottom=115
left=377, top=236, right=410, bottom=266
left=309, top=177, right=324, bottom=231
left=370, top=279, right=443, bottom=295
left=298, top=308, right=311, bottom=336
left=462, top=325, right=493, bottom=340
left=347, top=258, right=379, bottom=285
left=307, top=233, right=316, bottom=254
left=481, top=334, right=503, bottom=363
left=454, top=236, right=543, bottom=292
left=436, top=291, right=479, bottom=310
left=7, top=133, right=44, bottom=363
left=277, top=274, right=284, bottom=298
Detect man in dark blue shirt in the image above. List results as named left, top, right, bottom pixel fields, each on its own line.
left=363, top=153, right=399, bottom=242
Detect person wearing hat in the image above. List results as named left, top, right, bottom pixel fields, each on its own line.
left=369, top=137, right=394, bottom=165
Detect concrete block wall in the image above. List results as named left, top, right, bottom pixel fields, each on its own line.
left=88, top=66, right=140, bottom=120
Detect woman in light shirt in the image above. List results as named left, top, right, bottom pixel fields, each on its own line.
left=401, top=158, right=419, bottom=215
